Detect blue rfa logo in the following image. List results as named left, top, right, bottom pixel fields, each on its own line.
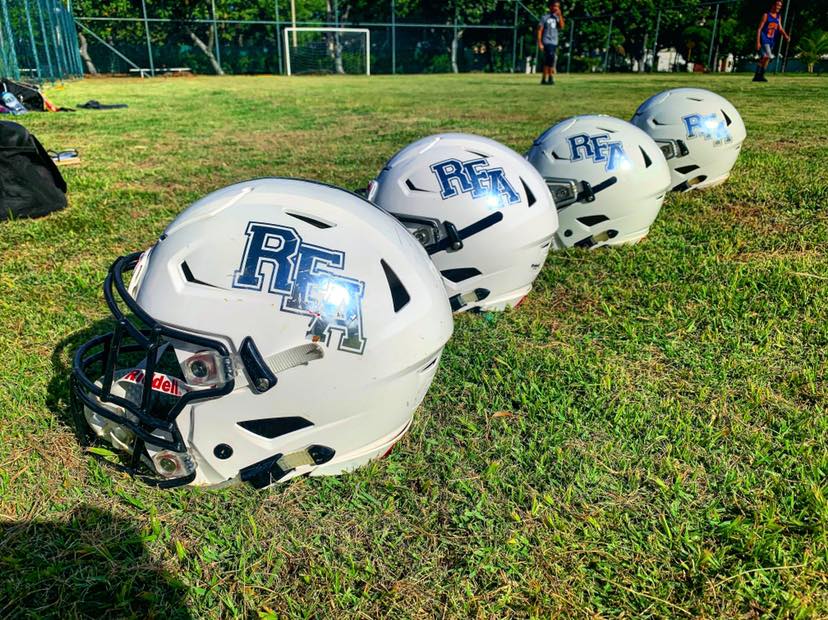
left=430, top=158, right=521, bottom=207
left=232, top=222, right=366, bottom=354
left=567, top=133, right=629, bottom=172
left=682, top=113, right=731, bottom=145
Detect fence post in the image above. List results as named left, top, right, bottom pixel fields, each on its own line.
left=391, top=0, right=396, bottom=74
left=781, top=10, right=794, bottom=73
left=603, top=15, right=612, bottom=72
left=59, top=3, right=78, bottom=76
left=0, top=0, right=19, bottom=79
left=452, top=5, right=458, bottom=73
left=23, top=0, right=42, bottom=79
left=707, top=1, right=719, bottom=72
left=55, top=3, right=71, bottom=76
left=140, top=0, right=154, bottom=76
left=45, top=0, right=65, bottom=77
left=275, top=0, right=282, bottom=74
left=641, top=31, right=648, bottom=72
left=211, top=0, right=222, bottom=72
left=651, top=8, right=661, bottom=72
left=63, top=0, right=83, bottom=76
left=511, top=0, right=517, bottom=72
left=566, top=16, right=573, bottom=73
left=35, top=0, right=54, bottom=77
left=774, top=0, right=790, bottom=74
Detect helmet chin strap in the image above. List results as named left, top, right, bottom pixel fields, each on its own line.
left=239, top=445, right=336, bottom=489
left=426, top=211, right=505, bottom=255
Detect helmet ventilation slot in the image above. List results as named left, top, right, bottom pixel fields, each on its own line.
left=405, top=179, right=429, bottom=193
left=675, top=164, right=700, bottom=174
left=721, top=110, right=733, bottom=126
left=285, top=211, right=333, bottom=229
left=577, top=214, right=610, bottom=227
left=381, top=259, right=411, bottom=312
left=237, top=416, right=313, bottom=439
left=440, top=267, right=482, bottom=283
left=639, top=146, right=653, bottom=168
left=520, top=178, right=537, bottom=207
left=419, top=356, right=438, bottom=373
left=181, top=262, right=218, bottom=288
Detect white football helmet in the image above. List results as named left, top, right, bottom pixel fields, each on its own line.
left=72, top=178, right=453, bottom=489
left=630, top=88, right=746, bottom=192
left=526, top=115, right=671, bottom=249
left=368, top=133, right=558, bottom=312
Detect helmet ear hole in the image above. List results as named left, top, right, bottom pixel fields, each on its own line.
left=721, top=109, right=733, bottom=126
left=380, top=259, right=411, bottom=312
left=520, top=178, right=537, bottom=207
left=639, top=146, right=653, bottom=168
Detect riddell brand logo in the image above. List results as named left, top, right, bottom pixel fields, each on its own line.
left=121, top=370, right=188, bottom=397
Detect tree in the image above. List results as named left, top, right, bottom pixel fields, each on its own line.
left=797, top=30, right=828, bottom=73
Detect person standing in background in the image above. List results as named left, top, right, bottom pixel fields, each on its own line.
left=754, top=0, right=790, bottom=82
left=538, top=2, right=564, bottom=85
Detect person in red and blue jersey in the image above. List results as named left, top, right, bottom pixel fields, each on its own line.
left=754, top=0, right=790, bottom=82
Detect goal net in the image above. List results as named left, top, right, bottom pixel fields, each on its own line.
left=284, top=28, right=370, bottom=76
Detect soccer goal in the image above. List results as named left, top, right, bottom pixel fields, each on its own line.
left=284, top=27, right=371, bottom=76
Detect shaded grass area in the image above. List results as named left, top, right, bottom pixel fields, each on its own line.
left=1, top=73, right=826, bottom=617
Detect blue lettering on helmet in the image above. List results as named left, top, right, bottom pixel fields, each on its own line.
left=232, top=222, right=366, bottom=354
left=430, top=157, right=521, bottom=207
left=567, top=133, right=629, bottom=172
left=682, top=113, right=732, bottom=145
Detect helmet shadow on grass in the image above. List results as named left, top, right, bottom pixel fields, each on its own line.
left=0, top=504, right=192, bottom=618
left=47, top=320, right=117, bottom=448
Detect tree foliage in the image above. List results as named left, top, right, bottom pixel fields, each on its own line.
left=71, top=0, right=828, bottom=74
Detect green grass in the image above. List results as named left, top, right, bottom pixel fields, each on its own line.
left=1, top=73, right=826, bottom=618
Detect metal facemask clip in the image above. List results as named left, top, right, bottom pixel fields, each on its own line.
left=656, top=139, right=689, bottom=160
left=396, top=214, right=464, bottom=253
left=544, top=177, right=594, bottom=209
left=180, top=350, right=234, bottom=388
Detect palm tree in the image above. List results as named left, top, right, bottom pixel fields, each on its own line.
left=797, top=30, right=828, bottom=73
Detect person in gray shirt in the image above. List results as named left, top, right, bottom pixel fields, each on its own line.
left=537, top=1, right=564, bottom=85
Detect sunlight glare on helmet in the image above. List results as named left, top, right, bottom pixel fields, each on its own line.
left=485, top=191, right=502, bottom=209
left=324, top=282, right=351, bottom=306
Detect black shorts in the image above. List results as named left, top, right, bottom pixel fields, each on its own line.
left=543, top=44, right=557, bottom=67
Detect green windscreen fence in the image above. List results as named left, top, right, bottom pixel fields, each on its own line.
left=0, top=0, right=82, bottom=82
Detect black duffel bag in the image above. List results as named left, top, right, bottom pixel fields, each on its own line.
left=0, top=120, right=67, bottom=221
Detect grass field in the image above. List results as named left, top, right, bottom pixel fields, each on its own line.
left=0, top=73, right=826, bottom=618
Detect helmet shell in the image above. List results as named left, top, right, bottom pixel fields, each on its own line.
left=527, top=115, right=671, bottom=249
left=87, top=178, right=454, bottom=487
left=631, top=88, right=746, bottom=191
left=369, top=133, right=558, bottom=312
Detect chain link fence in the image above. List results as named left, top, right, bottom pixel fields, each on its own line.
left=0, top=0, right=83, bottom=81
left=70, top=0, right=826, bottom=77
